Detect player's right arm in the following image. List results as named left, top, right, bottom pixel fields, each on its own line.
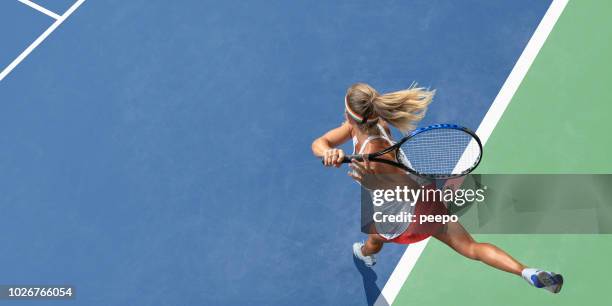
left=312, top=122, right=352, bottom=167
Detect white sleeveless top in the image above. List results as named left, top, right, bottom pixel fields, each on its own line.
left=352, top=124, right=394, bottom=155
left=352, top=124, right=414, bottom=240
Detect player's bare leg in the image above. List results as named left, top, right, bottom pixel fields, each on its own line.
left=434, top=221, right=563, bottom=293
left=434, top=221, right=524, bottom=274
left=362, top=234, right=385, bottom=256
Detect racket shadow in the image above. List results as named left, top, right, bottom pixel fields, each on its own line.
left=352, top=255, right=389, bottom=306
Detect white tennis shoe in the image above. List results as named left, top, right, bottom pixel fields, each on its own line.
left=522, top=268, right=564, bottom=293
left=353, top=242, right=376, bottom=267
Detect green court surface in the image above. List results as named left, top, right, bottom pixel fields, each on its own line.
left=395, top=1, right=612, bottom=305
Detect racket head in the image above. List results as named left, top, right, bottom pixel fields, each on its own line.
left=397, top=124, right=482, bottom=179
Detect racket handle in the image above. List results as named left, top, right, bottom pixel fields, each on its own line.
left=320, top=154, right=363, bottom=164
left=342, top=154, right=363, bottom=163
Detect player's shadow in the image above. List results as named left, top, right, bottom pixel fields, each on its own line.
left=352, top=255, right=389, bottom=306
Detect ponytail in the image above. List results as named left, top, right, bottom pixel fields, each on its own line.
left=345, top=83, right=434, bottom=133
left=372, top=84, right=434, bottom=132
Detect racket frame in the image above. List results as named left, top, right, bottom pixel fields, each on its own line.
left=342, top=124, right=483, bottom=179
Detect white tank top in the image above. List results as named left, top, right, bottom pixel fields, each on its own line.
left=352, top=124, right=393, bottom=155
left=352, top=124, right=413, bottom=240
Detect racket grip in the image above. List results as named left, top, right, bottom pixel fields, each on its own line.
left=342, top=154, right=363, bottom=163
left=320, top=154, right=363, bottom=164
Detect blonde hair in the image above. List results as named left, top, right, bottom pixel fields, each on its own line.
left=345, top=83, right=434, bottom=133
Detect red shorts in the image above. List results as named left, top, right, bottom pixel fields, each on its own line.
left=377, top=184, right=449, bottom=244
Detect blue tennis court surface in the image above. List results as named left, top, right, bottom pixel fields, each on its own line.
left=0, top=1, right=550, bottom=305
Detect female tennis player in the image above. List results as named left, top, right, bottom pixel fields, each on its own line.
left=311, top=83, right=563, bottom=293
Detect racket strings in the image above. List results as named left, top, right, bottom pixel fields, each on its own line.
left=400, top=129, right=480, bottom=176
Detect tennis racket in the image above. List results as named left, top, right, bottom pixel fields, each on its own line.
left=340, top=124, right=482, bottom=179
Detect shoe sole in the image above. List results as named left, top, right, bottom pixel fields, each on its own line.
left=537, top=271, right=563, bottom=293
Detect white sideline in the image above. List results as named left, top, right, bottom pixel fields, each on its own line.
left=0, top=0, right=86, bottom=82
left=375, top=0, right=570, bottom=305
left=18, top=0, right=61, bottom=20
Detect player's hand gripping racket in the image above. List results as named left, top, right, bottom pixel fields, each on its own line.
left=339, top=124, right=482, bottom=179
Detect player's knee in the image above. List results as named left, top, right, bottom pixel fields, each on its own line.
left=367, top=235, right=384, bottom=245
left=367, top=239, right=383, bottom=250
left=465, top=242, right=485, bottom=260
left=469, top=242, right=496, bottom=261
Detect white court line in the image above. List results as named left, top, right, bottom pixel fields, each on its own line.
left=18, top=0, right=61, bottom=20
left=0, top=0, right=86, bottom=82
left=375, top=0, right=569, bottom=305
